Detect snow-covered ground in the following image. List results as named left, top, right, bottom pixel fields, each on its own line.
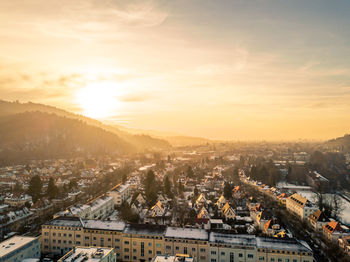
left=295, top=190, right=350, bottom=225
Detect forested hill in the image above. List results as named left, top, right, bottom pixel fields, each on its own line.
left=0, top=111, right=134, bottom=165
left=324, top=134, right=350, bottom=152
left=0, top=100, right=170, bottom=151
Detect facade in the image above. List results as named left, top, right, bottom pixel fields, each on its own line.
left=54, top=196, right=114, bottom=220
left=152, top=255, right=195, bottom=262
left=323, top=221, right=350, bottom=242
left=41, top=217, right=313, bottom=262
left=4, top=195, right=32, bottom=207
left=286, top=193, right=318, bottom=219
left=0, top=236, right=40, bottom=262
left=108, top=184, right=132, bottom=206
left=308, top=210, right=330, bottom=231
left=58, top=247, right=116, bottom=262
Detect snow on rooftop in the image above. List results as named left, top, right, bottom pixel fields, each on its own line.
left=165, top=227, right=208, bottom=240
left=83, top=220, right=125, bottom=231
left=59, top=247, right=113, bottom=262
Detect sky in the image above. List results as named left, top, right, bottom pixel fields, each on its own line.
left=0, top=0, right=350, bottom=140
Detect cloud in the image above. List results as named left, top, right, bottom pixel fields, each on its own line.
left=119, top=93, right=154, bottom=102
left=0, top=0, right=168, bottom=41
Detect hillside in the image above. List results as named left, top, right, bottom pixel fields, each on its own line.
left=0, top=100, right=170, bottom=150
left=0, top=112, right=135, bottom=165
left=324, top=134, right=350, bottom=152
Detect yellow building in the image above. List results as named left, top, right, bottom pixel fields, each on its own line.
left=286, top=193, right=318, bottom=219
left=41, top=217, right=313, bottom=262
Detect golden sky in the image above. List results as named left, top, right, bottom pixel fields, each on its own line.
left=1, top=0, right=350, bottom=140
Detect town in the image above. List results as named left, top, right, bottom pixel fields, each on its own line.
left=1, top=142, right=350, bottom=262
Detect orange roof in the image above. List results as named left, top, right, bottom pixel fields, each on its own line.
left=323, top=221, right=340, bottom=234
left=264, top=219, right=271, bottom=232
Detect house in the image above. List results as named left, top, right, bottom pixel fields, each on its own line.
left=221, top=202, right=236, bottom=220
left=308, top=209, right=330, bottom=231
left=150, top=201, right=165, bottom=217
left=323, top=221, right=350, bottom=242
left=135, top=194, right=146, bottom=205
left=195, top=194, right=206, bottom=206
left=216, top=195, right=226, bottom=209
left=197, top=207, right=210, bottom=219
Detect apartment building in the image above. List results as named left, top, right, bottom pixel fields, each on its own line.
left=164, top=227, right=209, bottom=262
left=108, top=184, right=132, bottom=206
left=0, top=236, right=40, bottom=262
left=41, top=217, right=313, bottom=262
left=58, top=247, right=116, bottom=262
left=54, top=196, right=114, bottom=220
left=286, top=193, right=318, bottom=219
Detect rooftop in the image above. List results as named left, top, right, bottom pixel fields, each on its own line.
left=0, top=236, right=38, bottom=257
left=83, top=220, right=125, bottom=231
left=44, top=216, right=83, bottom=227
left=165, top=227, right=208, bottom=240
left=58, top=247, right=113, bottom=262
left=124, top=223, right=167, bottom=236
left=256, top=237, right=312, bottom=253
left=210, top=232, right=256, bottom=246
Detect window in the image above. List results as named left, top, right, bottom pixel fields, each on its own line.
left=270, top=259, right=275, bottom=262
left=148, top=250, right=152, bottom=254
left=184, top=247, right=188, bottom=254
left=211, top=251, right=217, bottom=255
left=176, top=246, right=179, bottom=251
left=230, top=253, right=234, bottom=262
left=141, top=242, right=144, bottom=257
left=248, top=254, right=254, bottom=258
left=211, top=260, right=217, bottom=262
left=148, top=243, right=152, bottom=247
left=259, top=257, right=265, bottom=261
left=192, top=248, right=196, bottom=251
left=124, top=248, right=129, bottom=252
left=221, top=252, right=225, bottom=256
left=200, top=248, right=206, bottom=252
left=166, top=245, right=171, bottom=250
left=239, top=253, right=243, bottom=257
left=156, top=243, right=161, bottom=248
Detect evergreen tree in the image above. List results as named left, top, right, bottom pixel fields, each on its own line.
left=27, top=175, right=42, bottom=202
left=47, top=177, right=59, bottom=199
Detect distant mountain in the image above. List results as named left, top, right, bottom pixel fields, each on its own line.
left=0, top=100, right=170, bottom=151
left=324, top=134, right=350, bottom=152
left=0, top=111, right=135, bottom=165
left=110, top=124, right=213, bottom=146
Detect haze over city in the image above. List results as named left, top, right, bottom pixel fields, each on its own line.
left=1, top=0, right=350, bottom=140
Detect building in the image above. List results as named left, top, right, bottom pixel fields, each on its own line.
left=323, top=221, right=350, bottom=242
left=108, top=184, right=132, bottom=206
left=308, top=209, right=330, bottom=231
left=58, top=247, right=116, bottom=262
left=0, top=236, right=40, bottom=262
left=306, top=171, right=329, bottom=190
left=4, top=195, right=32, bottom=207
left=152, top=254, right=195, bottom=262
left=286, top=193, right=318, bottom=219
left=54, top=195, right=114, bottom=220
left=41, top=217, right=314, bottom=262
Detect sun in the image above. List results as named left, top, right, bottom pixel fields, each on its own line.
left=75, top=82, right=120, bottom=119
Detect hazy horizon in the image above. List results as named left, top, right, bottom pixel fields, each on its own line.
left=1, top=0, right=350, bottom=140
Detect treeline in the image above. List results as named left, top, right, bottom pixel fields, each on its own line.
left=248, top=160, right=281, bottom=186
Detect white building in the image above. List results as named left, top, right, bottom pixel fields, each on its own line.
left=54, top=196, right=114, bottom=219
left=108, top=184, right=132, bottom=206
left=0, top=236, right=40, bottom=262
left=58, top=247, right=116, bottom=262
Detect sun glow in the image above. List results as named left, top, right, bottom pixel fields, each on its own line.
left=75, top=82, right=120, bottom=119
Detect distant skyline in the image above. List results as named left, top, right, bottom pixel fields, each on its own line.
left=1, top=0, right=350, bottom=140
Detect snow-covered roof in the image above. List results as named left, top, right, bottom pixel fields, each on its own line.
left=165, top=227, right=208, bottom=240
